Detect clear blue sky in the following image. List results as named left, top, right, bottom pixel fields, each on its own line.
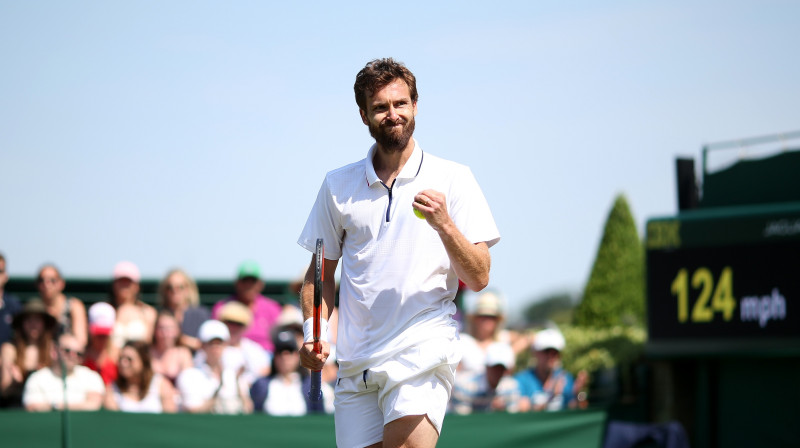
left=2, top=1, right=799, bottom=317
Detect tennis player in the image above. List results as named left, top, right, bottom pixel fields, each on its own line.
left=298, top=58, right=500, bottom=448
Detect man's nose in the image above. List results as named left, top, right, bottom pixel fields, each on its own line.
left=386, top=105, right=399, bottom=120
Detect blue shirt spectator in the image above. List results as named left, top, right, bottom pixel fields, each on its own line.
left=515, top=328, right=575, bottom=412
left=515, top=366, right=575, bottom=411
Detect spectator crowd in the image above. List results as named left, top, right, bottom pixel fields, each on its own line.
left=0, top=252, right=587, bottom=416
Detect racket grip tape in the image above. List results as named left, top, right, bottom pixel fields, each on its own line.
left=309, top=370, right=323, bottom=402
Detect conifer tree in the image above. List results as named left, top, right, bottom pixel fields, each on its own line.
left=574, top=194, right=645, bottom=327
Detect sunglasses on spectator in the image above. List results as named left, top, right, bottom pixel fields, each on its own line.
left=61, top=348, right=84, bottom=358
left=166, top=283, right=186, bottom=292
left=37, top=277, right=59, bottom=285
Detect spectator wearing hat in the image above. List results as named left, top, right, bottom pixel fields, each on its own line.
left=195, top=301, right=269, bottom=387
left=0, top=252, right=22, bottom=346
left=459, top=290, right=517, bottom=378
left=83, top=302, right=119, bottom=386
left=176, top=320, right=252, bottom=414
left=1, top=299, right=56, bottom=408
left=23, top=333, right=104, bottom=412
left=515, top=328, right=575, bottom=412
left=250, top=329, right=334, bottom=416
left=109, top=261, right=156, bottom=349
left=156, top=268, right=210, bottom=351
left=36, top=264, right=88, bottom=348
left=450, top=342, right=520, bottom=415
left=211, top=261, right=282, bottom=353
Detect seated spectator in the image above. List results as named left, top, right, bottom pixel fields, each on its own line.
left=459, top=290, right=509, bottom=377
left=176, top=320, right=252, bottom=414
left=23, top=333, right=104, bottom=411
left=157, top=268, right=210, bottom=351
left=515, top=328, right=575, bottom=412
left=207, top=301, right=269, bottom=387
left=109, top=261, right=156, bottom=349
left=485, top=343, right=521, bottom=413
left=83, top=302, right=119, bottom=385
left=450, top=341, right=520, bottom=414
left=150, top=310, right=193, bottom=385
left=104, top=340, right=176, bottom=413
left=0, top=252, right=22, bottom=345
left=211, top=261, right=281, bottom=353
left=36, top=264, right=88, bottom=347
left=1, top=299, right=56, bottom=408
left=250, top=330, right=333, bottom=415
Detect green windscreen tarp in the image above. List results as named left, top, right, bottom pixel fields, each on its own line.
left=701, top=149, right=800, bottom=207
left=0, top=409, right=607, bottom=448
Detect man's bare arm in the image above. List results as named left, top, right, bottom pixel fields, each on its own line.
left=299, top=254, right=338, bottom=371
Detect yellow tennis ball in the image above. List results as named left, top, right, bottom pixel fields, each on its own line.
left=413, top=207, right=425, bottom=219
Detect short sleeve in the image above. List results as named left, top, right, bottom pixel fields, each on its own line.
left=84, top=368, right=105, bottom=394
left=449, top=166, right=500, bottom=248
left=22, top=371, right=48, bottom=407
left=298, top=177, right=345, bottom=260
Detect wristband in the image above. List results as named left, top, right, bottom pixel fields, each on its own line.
left=303, top=317, right=328, bottom=343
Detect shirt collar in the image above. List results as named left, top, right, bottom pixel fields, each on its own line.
left=364, top=141, right=423, bottom=187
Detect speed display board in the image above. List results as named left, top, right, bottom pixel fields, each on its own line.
left=646, top=203, right=800, bottom=355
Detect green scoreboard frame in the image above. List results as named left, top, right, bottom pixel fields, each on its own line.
left=646, top=201, right=800, bottom=356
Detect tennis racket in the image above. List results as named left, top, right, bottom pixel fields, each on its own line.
left=308, top=238, right=324, bottom=402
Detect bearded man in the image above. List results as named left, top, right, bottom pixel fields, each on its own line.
left=298, top=58, right=500, bottom=448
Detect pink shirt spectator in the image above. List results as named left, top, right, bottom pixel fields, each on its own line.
left=212, top=296, right=281, bottom=352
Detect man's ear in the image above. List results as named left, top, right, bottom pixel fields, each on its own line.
left=359, top=108, right=369, bottom=126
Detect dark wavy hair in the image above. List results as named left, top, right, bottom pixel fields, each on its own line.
left=354, top=58, right=418, bottom=112
left=13, top=313, right=54, bottom=375
left=116, top=340, right=154, bottom=401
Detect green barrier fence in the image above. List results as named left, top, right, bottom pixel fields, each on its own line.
left=0, top=409, right=607, bottom=448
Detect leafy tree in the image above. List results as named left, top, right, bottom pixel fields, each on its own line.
left=559, top=325, right=646, bottom=374
left=574, top=194, right=645, bottom=327
left=523, top=291, right=576, bottom=326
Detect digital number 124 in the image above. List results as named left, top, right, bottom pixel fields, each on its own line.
left=670, top=267, right=737, bottom=323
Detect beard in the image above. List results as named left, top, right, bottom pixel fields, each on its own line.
left=368, top=115, right=416, bottom=153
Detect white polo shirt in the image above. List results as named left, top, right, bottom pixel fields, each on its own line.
left=176, top=363, right=250, bottom=414
left=192, top=338, right=270, bottom=387
left=298, top=142, right=500, bottom=378
left=23, top=366, right=104, bottom=409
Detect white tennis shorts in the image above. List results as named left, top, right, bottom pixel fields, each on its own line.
left=333, top=337, right=461, bottom=448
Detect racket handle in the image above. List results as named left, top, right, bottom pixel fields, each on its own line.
left=309, top=370, right=323, bottom=402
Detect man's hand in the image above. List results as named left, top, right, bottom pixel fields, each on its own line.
left=300, top=340, right=330, bottom=372
left=413, top=189, right=453, bottom=233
